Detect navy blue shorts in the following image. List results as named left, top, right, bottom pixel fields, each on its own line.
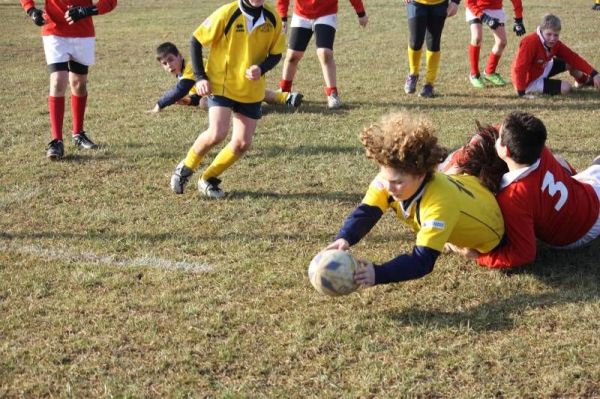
left=207, top=95, right=262, bottom=120
left=406, top=0, right=448, bottom=19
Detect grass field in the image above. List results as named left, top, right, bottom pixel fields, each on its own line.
left=1, top=0, right=600, bottom=397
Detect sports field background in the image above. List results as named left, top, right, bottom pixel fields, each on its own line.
left=1, top=0, right=599, bottom=396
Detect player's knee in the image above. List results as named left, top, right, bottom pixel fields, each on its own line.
left=230, top=139, right=252, bottom=154
left=316, top=48, right=334, bottom=64
left=471, top=36, right=482, bottom=46
left=496, top=38, right=507, bottom=50
left=286, top=51, right=303, bottom=65
left=561, top=81, right=572, bottom=94
left=70, top=80, right=87, bottom=96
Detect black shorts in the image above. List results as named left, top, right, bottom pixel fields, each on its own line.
left=207, top=95, right=262, bottom=120
left=543, top=59, right=567, bottom=95
left=47, top=60, right=89, bottom=75
left=288, top=24, right=336, bottom=51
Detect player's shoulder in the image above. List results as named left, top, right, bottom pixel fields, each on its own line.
left=262, top=3, right=282, bottom=28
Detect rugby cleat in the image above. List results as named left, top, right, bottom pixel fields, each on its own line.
left=419, top=84, right=435, bottom=98
left=404, top=74, right=419, bottom=94
left=470, top=74, right=486, bottom=88
left=198, top=177, right=225, bottom=199
left=327, top=92, right=342, bottom=109
left=46, top=139, right=64, bottom=160
left=72, top=131, right=98, bottom=149
left=483, top=72, right=507, bottom=86
left=170, top=161, right=194, bottom=194
left=286, top=92, right=303, bottom=108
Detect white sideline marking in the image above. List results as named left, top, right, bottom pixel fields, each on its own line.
left=0, top=243, right=214, bottom=273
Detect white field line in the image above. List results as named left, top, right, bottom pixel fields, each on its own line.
left=0, top=243, right=214, bottom=273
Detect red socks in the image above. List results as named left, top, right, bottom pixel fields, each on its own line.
left=48, top=96, right=65, bottom=141
left=485, top=52, right=502, bottom=75
left=325, top=86, right=338, bottom=96
left=279, top=79, right=293, bottom=92
left=469, top=44, right=481, bottom=76
left=71, top=94, right=87, bottom=135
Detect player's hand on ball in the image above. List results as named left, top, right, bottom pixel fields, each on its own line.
left=354, top=260, right=375, bottom=287
left=195, top=80, right=211, bottom=96
left=513, top=18, right=526, bottom=36
left=325, top=238, right=350, bottom=251
left=245, top=65, right=262, bottom=81
left=358, top=15, right=368, bottom=28
left=27, top=8, right=46, bottom=26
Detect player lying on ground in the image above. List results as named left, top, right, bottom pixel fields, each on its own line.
left=445, top=111, right=600, bottom=268
left=511, top=14, right=600, bottom=97
left=149, top=42, right=302, bottom=113
left=325, top=112, right=504, bottom=287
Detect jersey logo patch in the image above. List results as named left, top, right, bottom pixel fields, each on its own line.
left=202, top=18, right=211, bottom=28
left=236, top=23, right=244, bottom=32
left=422, top=220, right=445, bottom=230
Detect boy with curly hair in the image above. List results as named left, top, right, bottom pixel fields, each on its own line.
left=326, top=112, right=504, bottom=287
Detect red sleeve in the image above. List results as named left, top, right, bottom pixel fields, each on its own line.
left=96, top=0, right=117, bottom=15
left=555, top=42, right=595, bottom=76
left=20, top=0, right=35, bottom=12
left=511, top=36, right=534, bottom=92
left=348, top=0, right=365, bottom=15
left=276, top=0, right=290, bottom=18
left=510, top=0, right=523, bottom=19
left=466, top=0, right=483, bottom=18
left=476, top=191, right=537, bottom=268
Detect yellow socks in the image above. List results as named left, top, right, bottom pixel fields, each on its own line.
left=273, top=91, right=288, bottom=105
left=201, top=145, right=241, bottom=181
left=425, top=50, right=441, bottom=84
left=183, top=147, right=203, bottom=170
left=408, top=47, right=422, bottom=76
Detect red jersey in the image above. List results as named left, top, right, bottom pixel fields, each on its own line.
left=511, top=29, right=595, bottom=93
left=466, top=0, right=523, bottom=19
left=20, top=0, right=117, bottom=38
left=276, top=0, right=365, bottom=20
left=477, top=147, right=600, bottom=268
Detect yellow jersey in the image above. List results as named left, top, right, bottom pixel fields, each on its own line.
left=193, top=1, right=286, bottom=103
left=362, top=172, right=504, bottom=253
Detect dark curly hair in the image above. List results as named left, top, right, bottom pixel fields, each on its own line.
left=360, top=112, right=448, bottom=180
left=454, top=122, right=508, bottom=194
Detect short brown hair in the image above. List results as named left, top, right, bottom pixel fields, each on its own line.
left=360, top=112, right=447, bottom=179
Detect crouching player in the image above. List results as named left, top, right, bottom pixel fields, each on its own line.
left=446, top=112, right=600, bottom=268
left=326, top=112, right=504, bottom=287
left=150, top=42, right=302, bottom=113
left=170, top=0, right=286, bottom=198
left=511, top=14, right=600, bottom=97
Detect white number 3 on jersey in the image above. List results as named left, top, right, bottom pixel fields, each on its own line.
left=541, top=171, right=568, bottom=211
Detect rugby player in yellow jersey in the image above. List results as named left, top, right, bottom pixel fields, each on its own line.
left=170, top=0, right=288, bottom=198
left=149, top=42, right=303, bottom=113
left=326, top=112, right=505, bottom=286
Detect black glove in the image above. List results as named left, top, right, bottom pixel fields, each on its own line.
left=27, top=7, right=45, bottom=26
left=513, top=18, right=526, bottom=36
left=66, top=6, right=98, bottom=23
left=480, top=13, right=500, bottom=30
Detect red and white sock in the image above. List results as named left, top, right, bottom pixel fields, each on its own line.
left=325, top=86, right=338, bottom=96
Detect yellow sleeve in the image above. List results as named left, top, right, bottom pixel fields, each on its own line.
left=361, top=177, right=391, bottom=212
left=193, top=8, right=226, bottom=47
left=270, top=27, right=286, bottom=55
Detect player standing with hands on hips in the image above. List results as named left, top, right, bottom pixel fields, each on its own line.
left=275, top=0, right=368, bottom=109
left=170, top=0, right=286, bottom=198
left=465, top=0, right=524, bottom=88
left=21, top=0, right=117, bottom=160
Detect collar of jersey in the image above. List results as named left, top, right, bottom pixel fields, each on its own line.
left=536, top=26, right=553, bottom=54
left=239, top=0, right=265, bottom=33
left=399, top=178, right=428, bottom=218
left=499, top=157, right=541, bottom=190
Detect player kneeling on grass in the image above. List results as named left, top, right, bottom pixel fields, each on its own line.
left=325, top=112, right=505, bottom=287
left=511, top=14, right=600, bottom=98
left=150, top=42, right=302, bottom=114
left=446, top=111, right=600, bottom=268
left=170, top=0, right=289, bottom=199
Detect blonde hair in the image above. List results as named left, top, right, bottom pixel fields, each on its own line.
left=359, top=112, right=447, bottom=178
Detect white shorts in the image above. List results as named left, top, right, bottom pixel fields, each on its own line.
left=525, top=59, right=555, bottom=94
left=42, top=35, right=96, bottom=66
left=290, top=13, right=337, bottom=30
left=557, top=165, right=600, bottom=249
left=465, top=8, right=506, bottom=24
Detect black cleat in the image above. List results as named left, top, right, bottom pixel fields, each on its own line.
left=72, top=131, right=98, bottom=149
left=46, top=139, right=64, bottom=160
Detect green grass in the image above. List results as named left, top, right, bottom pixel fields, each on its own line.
left=1, top=0, right=600, bottom=397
